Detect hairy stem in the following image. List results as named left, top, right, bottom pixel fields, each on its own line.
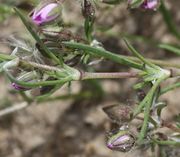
left=81, top=71, right=139, bottom=80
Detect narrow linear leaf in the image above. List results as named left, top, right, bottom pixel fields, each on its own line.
left=124, top=39, right=156, bottom=68
left=62, top=41, right=143, bottom=70
left=159, top=1, right=180, bottom=39
left=159, top=44, right=180, bottom=56
left=0, top=53, right=15, bottom=61
left=102, top=0, right=123, bottom=5
left=160, top=82, right=180, bottom=95
left=36, top=84, right=65, bottom=102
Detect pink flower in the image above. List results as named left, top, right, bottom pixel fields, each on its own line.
left=31, top=2, right=62, bottom=26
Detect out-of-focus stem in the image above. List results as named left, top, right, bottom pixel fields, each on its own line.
left=0, top=102, right=28, bottom=117
left=160, top=82, right=180, bottom=95
left=152, top=139, right=180, bottom=146
left=128, top=56, right=180, bottom=69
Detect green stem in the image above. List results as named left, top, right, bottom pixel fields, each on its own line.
left=137, top=76, right=169, bottom=143
left=1, top=51, right=180, bottom=69
left=38, top=91, right=92, bottom=103
left=82, top=71, right=139, bottom=80
left=124, top=39, right=156, bottom=68
left=19, top=91, right=32, bottom=103
left=133, top=89, right=153, bottom=116
left=19, top=59, right=62, bottom=72
left=128, top=56, right=180, bottom=69
left=138, top=95, right=153, bottom=144
left=5, top=70, right=71, bottom=88
left=160, top=82, right=180, bottom=95
left=159, top=44, right=180, bottom=56
left=0, top=54, right=15, bottom=61
left=152, top=139, right=180, bottom=146
left=35, top=83, right=65, bottom=102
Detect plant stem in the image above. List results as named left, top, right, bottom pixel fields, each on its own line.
left=128, top=56, right=180, bottom=69
left=20, top=60, right=141, bottom=80
left=19, top=91, right=33, bottom=103
left=62, top=42, right=180, bottom=69
left=38, top=91, right=92, bottom=103
left=137, top=76, right=169, bottom=143
left=160, top=82, right=180, bottom=95
left=19, top=59, right=62, bottom=72
left=0, top=54, right=15, bottom=61
left=81, top=71, right=139, bottom=80
left=1, top=51, right=180, bottom=69
left=0, top=102, right=28, bottom=117
left=5, top=69, right=71, bottom=88
left=137, top=90, right=155, bottom=144
left=6, top=58, right=140, bottom=81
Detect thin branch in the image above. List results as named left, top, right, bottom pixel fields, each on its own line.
left=19, top=59, right=62, bottom=72
left=160, top=82, right=180, bottom=95
left=152, top=139, right=180, bottom=146
left=0, top=102, right=28, bottom=117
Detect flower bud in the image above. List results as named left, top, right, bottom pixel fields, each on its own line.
left=107, top=130, right=135, bottom=152
left=128, top=0, right=160, bottom=10
left=30, top=2, right=62, bottom=26
left=141, top=0, right=160, bottom=10
left=11, top=82, right=30, bottom=91
left=11, top=71, right=39, bottom=91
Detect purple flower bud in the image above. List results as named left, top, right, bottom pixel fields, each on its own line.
left=31, top=2, right=62, bottom=26
left=128, top=0, right=160, bottom=10
left=11, top=71, right=39, bottom=91
left=107, top=130, right=135, bottom=152
left=141, top=0, right=159, bottom=10
left=11, top=83, right=30, bottom=91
